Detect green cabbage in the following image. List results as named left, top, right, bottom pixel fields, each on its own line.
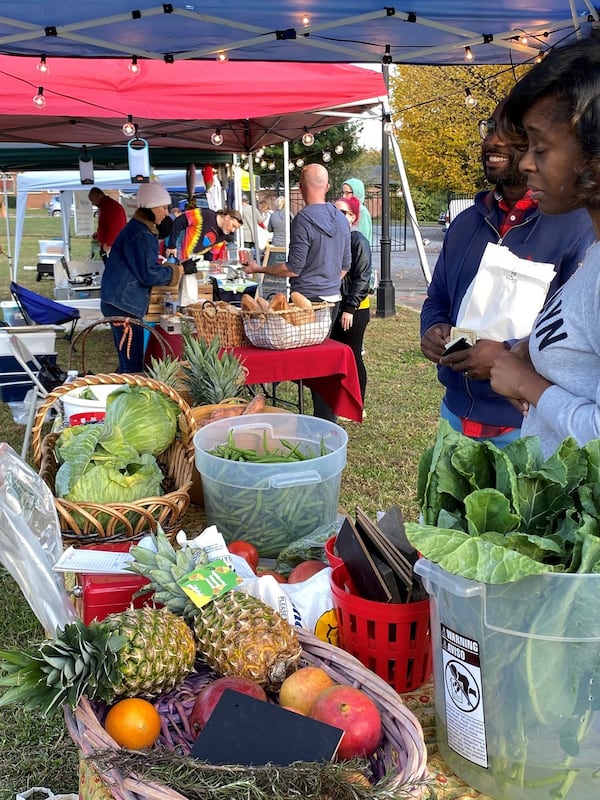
left=56, top=453, right=164, bottom=504
left=104, top=385, right=179, bottom=456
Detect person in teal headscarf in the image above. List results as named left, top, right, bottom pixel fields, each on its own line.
left=341, top=177, right=372, bottom=245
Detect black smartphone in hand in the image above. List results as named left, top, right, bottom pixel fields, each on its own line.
left=444, top=336, right=473, bottom=356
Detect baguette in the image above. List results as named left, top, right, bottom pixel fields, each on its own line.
left=241, top=293, right=261, bottom=312
left=256, top=296, right=272, bottom=312
left=290, top=291, right=313, bottom=310
left=269, top=293, right=289, bottom=312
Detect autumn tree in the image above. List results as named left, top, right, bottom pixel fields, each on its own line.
left=389, top=64, right=529, bottom=196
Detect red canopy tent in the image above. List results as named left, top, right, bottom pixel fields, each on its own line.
left=0, top=56, right=386, bottom=154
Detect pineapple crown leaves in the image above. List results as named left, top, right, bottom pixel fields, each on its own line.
left=0, top=619, right=126, bottom=716
left=180, top=331, right=247, bottom=405
left=128, top=527, right=204, bottom=622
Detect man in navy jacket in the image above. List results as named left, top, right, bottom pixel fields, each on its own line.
left=420, top=102, right=595, bottom=447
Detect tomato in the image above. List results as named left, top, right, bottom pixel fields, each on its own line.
left=227, top=540, right=259, bottom=572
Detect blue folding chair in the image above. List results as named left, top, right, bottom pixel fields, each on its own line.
left=10, top=281, right=80, bottom=341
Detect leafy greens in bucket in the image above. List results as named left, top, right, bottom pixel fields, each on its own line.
left=405, top=420, right=600, bottom=583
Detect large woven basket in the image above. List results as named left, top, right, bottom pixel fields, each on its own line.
left=241, top=303, right=332, bottom=349
left=31, top=373, right=196, bottom=544
left=65, top=628, right=429, bottom=800
left=186, top=300, right=249, bottom=347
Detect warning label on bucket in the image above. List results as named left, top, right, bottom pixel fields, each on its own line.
left=441, top=624, right=488, bottom=768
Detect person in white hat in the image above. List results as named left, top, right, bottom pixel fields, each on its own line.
left=101, top=181, right=182, bottom=372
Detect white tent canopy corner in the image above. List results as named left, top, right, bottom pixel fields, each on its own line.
left=13, top=169, right=197, bottom=279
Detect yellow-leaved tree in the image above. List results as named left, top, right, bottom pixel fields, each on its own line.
left=389, top=64, right=530, bottom=196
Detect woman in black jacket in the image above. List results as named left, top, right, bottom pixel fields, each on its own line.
left=332, top=196, right=372, bottom=404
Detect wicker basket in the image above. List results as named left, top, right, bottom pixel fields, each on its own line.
left=241, top=303, right=332, bottom=349
left=31, top=374, right=196, bottom=544
left=65, top=628, right=429, bottom=800
left=186, top=300, right=249, bottom=347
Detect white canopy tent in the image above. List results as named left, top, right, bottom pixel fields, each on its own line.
left=13, top=169, right=202, bottom=279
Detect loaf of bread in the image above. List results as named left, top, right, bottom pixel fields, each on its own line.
left=241, top=293, right=261, bottom=312
left=269, top=293, right=289, bottom=312
left=256, top=296, right=272, bottom=312
left=290, top=291, right=313, bottom=310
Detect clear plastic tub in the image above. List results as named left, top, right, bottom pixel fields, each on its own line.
left=193, top=413, right=347, bottom=557
left=415, top=558, right=600, bottom=800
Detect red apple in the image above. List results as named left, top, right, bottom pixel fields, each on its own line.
left=308, top=685, right=382, bottom=760
left=278, top=666, right=335, bottom=714
left=287, top=559, right=327, bottom=583
left=256, top=568, right=287, bottom=583
left=190, top=676, right=267, bottom=736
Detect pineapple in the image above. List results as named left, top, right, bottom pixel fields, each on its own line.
left=146, top=354, right=187, bottom=393
left=129, top=530, right=302, bottom=691
left=0, top=606, right=196, bottom=716
left=181, top=329, right=246, bottom=405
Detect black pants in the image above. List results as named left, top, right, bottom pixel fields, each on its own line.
left=330, top=306, right=370, bottom=402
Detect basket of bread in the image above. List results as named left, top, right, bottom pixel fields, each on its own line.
left=185, top=300, right=250, bottom=347
left=240, top=292, right=332, bottom=349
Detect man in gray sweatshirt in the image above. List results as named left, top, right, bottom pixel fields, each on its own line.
left=243, top=163, right=351, bottom=302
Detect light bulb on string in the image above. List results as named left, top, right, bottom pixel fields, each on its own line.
left=255, top=147, right=265, bottom=159
left=383, top=115, right=394, bottom=135
left=32, top=87, right=46, bottom=108
left=334, top=143, right=344, bottom=155
left=464, top=46, right=474, bottom=62
left=128, top=56, right=141, bottom=75
left=534, top=51, right=544, bottom=64
left=464, top=88, right=478, bottom=109
left=296, top=157, right=304, bottom=168
left=288, top=161, right=295, bottom=171
left=260, top=159, right=267, bottom=168
left=122, top=115, right=136, bottom=136
left=301, top=15, right=310, bottom=27
left=322, top=151, right=332, bottom=163
left=36, top=55, right=49, bottom=75
left=216, top=50, right=228, bottom=62
left=268, top=161, right=276, bottom=171
left=301, top=127, right=314, bottom=147
left=211, top=129, right=224, bottom=146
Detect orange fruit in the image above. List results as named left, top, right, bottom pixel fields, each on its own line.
left=104, top=697, right=161, bottom=749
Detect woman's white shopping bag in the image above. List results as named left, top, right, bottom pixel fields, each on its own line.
left=456, top=242, right=556, bottom=340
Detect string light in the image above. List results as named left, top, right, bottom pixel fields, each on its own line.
left=464, top=88, right=478, bottom=108
left=255, top=147, right=265, bottom=159
left=211, top=128, right=224, bottom=146
left=301, top=127, right=315, bottom=146
left=301, top=15, right=310, bottom=26
left=268, top=161, right=276, bottom=171
left=122, top=115, right=136, bottom=136
left=334, top=143, right=344, bottom=155
left=383, top=115, right=394, bottom=135
left=128, top=56, right=141, bottom=75
left=295, top=157, right=305, bottom=168
left=36, top=54, right=49, bottom=75
left=260, top=159, right=267, bottom=168
left=382, top=44, right=392, bottom=65
left=288, top=161, right=295, bottom=171
left=322, top=151, right=332, bottom=163
left=32, top=87, right=46, bottom=108
left=216, top=50, right=228, bottom=62
left=464, top=46, right=474, bottom=62
left=534, top=51, right=544, bottom=64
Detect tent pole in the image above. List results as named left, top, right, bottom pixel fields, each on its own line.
left=388, top=132, right=432, bottom=285
left=2, top=173, right=13, bottom=280
left=376, top=66, right=395, bottom=318
left=283, top=141, right=291, bottom=253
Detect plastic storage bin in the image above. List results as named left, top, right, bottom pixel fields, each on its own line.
left=0, top=301, right=25, bottom=326
left=194, top=413, right=347, bottom=558
left=416, top=558, right=600, bottom=800
left=331, top=564, right=431, bottom=693
left=0, top=326, right=57, bottom=356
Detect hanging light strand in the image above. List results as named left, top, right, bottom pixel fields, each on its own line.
left=128, top=56, right=141, bottom=75
left=36, top=54, right=49, bottom=75
left=32, top=86, right=46, bottom=108
left=122, top=115, right=136, bottom=136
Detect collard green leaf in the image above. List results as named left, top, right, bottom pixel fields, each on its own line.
left=405, top=522, right=470, bottom=560
left=434, top=538, right=554, bottom=583
left=464, top=488, right=520, bottom=536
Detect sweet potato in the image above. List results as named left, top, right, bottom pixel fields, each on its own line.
left=242, top=394, right=266, bottom=414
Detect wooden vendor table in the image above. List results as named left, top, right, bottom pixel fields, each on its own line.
left=145, top=332, right=363, bottom=423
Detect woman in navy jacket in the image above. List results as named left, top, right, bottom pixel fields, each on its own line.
left=101, top=182, right=181, bottom=373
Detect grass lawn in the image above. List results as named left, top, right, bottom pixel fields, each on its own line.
left=0, top=210, right=443, bottom=798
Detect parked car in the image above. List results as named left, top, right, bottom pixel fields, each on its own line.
left=46, top=196, right=98, bottom=217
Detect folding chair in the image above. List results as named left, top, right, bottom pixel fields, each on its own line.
left=5, top=334, right=52, bottom=460
left=10, top=281, right=80, bottom=341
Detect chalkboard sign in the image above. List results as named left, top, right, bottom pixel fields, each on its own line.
left=260, top=273, right=288, bottom=300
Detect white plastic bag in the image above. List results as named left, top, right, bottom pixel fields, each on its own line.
left=178, top=273, right=199, bottom=307
left=456, top=242, right=556, bottom=340
left=16, top=787, right=77, bottom=800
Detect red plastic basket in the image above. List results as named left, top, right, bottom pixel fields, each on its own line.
left=324, top=534, right=344, bottom=569
left=330, top=564, right=432, bottom=693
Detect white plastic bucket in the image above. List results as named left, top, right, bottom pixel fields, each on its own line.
left=62, top=384, right=121, bottom=426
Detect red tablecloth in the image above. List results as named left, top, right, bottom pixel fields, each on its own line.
left=146, top=330, right=363, bottom=422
